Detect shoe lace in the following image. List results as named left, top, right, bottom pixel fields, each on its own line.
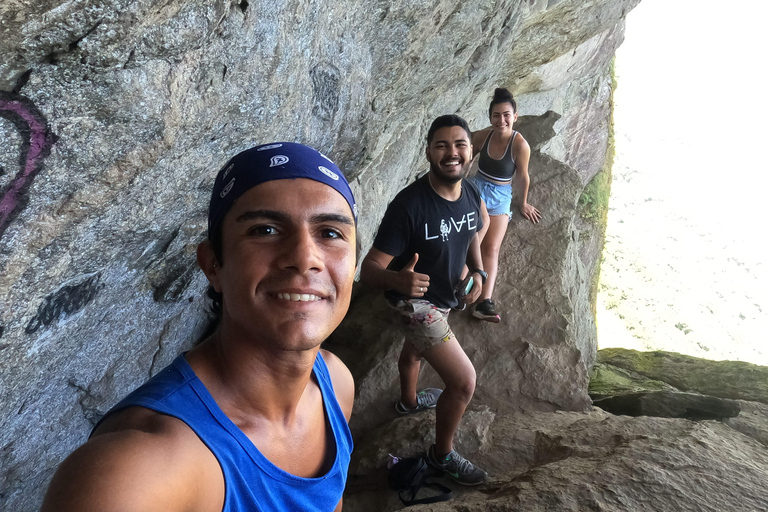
left=417, top=391, right=434, bottom=407
left=447, top=451, right=475, bottom=474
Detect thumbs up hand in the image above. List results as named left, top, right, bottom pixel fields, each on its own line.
left=396, top=253, right=430, bottom=297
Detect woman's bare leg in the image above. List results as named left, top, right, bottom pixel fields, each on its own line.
left=479, top=214, right=509, bottom=301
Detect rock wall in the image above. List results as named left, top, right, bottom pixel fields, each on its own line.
left=0, top=0, right=639, bottom=509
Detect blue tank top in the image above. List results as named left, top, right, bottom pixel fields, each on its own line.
left=477, top=130, right=517, bottom=183
left=95, top=352, right=352, bottom=512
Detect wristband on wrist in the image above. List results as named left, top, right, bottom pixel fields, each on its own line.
left=471, top=269, right=488, bottom=284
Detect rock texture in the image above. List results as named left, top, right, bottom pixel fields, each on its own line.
left=345, top=351, right=768, bottom=511
left=593, top=391, right=741, bottom=420
left=1, top=0, right=639, bottom=509
left=596, top=348, right=768, bottom=404
left=345, top=409, right=768, bottom=511
left=591, top=348, right=768, bottom=449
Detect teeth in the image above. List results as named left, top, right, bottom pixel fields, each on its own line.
left=277, top=293, right=321, bottom=302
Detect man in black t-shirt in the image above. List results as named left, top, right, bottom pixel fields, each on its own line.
left=361, top=115, right=490, bottom=486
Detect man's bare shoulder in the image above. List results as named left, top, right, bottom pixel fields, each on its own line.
left=319, top=349, right=354, bottom=421
left=42, top=407, right=223, bottom=512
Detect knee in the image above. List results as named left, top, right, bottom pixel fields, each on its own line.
left=447, top=369, right=476, bottom=403
left=481, top=241, right=501, bottom=261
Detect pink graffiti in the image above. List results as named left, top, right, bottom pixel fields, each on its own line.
left=0, top=91, right=56, bottom=238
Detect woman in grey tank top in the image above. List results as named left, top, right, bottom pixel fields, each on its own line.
left=469, top=88, right=541, bottom=322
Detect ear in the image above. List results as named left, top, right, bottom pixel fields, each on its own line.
left=425, top=145, right=432, bottom=163
left=197, top=240, right=222, bottom=293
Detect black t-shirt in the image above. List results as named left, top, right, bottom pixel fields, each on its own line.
left=373, top=175, right=484, bottom=308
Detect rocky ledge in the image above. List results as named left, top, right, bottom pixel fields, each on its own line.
left=341, top=348, right=768, bottom=510
left=346, top=408, right=768, bottom=511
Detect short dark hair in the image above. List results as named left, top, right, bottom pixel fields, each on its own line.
left=489, top=87, right=517, bottom=118
left=426, top=114, right=471, bottom=145
left=205, top=218, right=225, bottom=316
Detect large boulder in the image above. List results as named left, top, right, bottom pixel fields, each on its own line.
left=345, top=409, right=768, bottom=511
left=1, top=0, right=639, bottom=508
left=597, top=348, right=768, bottom=404
left=590, top=348, right=768, bottom=448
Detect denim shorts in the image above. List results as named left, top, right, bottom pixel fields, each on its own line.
left=471, top=175, right=512, bottom=217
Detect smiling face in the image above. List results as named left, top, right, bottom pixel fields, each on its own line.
left=425, top=125, right=472, bottom=184
left=200, top=178, right=357, bottom=352
left=490, top=102, right=517, bottom=133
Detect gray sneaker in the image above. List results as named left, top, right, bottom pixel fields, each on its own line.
left=395, top=388, right=443, bottom=414
left=426, top=444, right=488, bottom=486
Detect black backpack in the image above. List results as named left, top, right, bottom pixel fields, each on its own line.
left=388, top=456, right=452, bottom=506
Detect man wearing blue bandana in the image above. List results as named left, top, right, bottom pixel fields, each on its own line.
left=43, top=143, right=357, bottom=512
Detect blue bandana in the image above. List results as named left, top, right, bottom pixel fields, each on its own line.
left=207, top=142, right=357, bottom=240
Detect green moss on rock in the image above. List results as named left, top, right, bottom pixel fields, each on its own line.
left=581, top=59, right=616, bottom=316
left=597, top=348, right=768, bottom=405
left=578, top=60, right=616, bottom=226
left=589, top=362, right=677, bottom=400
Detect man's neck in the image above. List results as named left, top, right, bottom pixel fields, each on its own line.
left=427, top=172, right=462, bottom=201
left=186, top=327, right=319, bottom=424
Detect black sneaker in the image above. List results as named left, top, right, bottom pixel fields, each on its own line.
left=426, top=445, right=488, bottom=486
left=472, top=299, right=500, bottom=323
left=395, top=388, right=443, bottom=414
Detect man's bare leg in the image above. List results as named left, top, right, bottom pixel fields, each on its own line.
left=398, top=341, right=422, bottom=407
left=420, top=335, right=476, bottom=456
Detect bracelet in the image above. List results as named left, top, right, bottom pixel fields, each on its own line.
left=471, top=269, right=488, bottom=284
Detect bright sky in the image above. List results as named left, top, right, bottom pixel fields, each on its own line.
left=596, top=0, right=768, bottom=364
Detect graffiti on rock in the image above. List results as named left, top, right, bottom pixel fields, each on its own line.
left=25, top=273, right=103, bottom=334
left=0, top=91, right=57, bottom=238
left=310, top=62, right=340, bottom=121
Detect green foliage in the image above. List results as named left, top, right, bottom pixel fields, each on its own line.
left=585, top=59, right=617, bottom=315
left=579, top=60, right=616, bottom=225
left=578, top=163, right=612, bottom=222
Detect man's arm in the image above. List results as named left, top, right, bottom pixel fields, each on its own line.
left=513, top=137, right=541, bottom=223
left=459, top=200, right=487, bottom=305
left=41, top=414, right=223, bottom=512
left=360, top=247, right=430, bottom=298
left=464, top=241, right=484, bottom=305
